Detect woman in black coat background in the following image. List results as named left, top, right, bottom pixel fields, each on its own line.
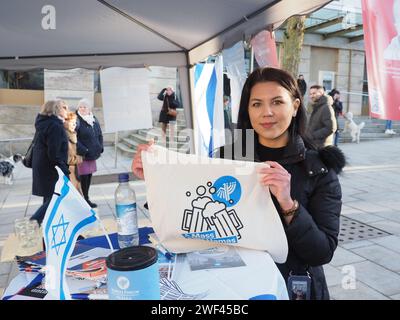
left=158, top=86, right=180, bottom=144
left=76, top=98, right=103, bottom=208
left=30, top=100, right=69, bottom=225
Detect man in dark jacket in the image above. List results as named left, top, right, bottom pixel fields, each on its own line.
left=306, top=85, right=335, bottom=148
left=30, top=100, right=69, bottom=225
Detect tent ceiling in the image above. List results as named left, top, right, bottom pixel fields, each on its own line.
left=0, top=0, right=331, bottom=70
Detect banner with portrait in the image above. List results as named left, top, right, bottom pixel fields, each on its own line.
left=362, top=0, right=400, bottom=120
left=250, top=30, right=279, bottom=68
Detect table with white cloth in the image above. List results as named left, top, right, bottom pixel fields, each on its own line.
left=2, top=203, right=288, bottom=301
left=2, top=229, right=288, bottom=300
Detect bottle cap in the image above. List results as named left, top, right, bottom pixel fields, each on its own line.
left=118, top=173, right=130, bottom=183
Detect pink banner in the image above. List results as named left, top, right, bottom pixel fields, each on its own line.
left=250, top=30, right=279, bottom=68
left=362, top=0, right=400, bottom=120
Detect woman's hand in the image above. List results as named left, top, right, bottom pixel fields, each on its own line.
left=258, top=161, right=294, bottom=211
left=131, top=140, right=154, bottom=180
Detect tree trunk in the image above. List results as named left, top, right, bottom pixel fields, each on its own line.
left=281, top=16, right=306, bottom=77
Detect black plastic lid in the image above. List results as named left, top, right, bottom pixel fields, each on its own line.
left=106, top=246, right=157, bottom=271
left=118, top=173, right=129, bottom=183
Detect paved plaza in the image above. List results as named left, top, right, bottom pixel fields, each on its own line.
left=1, top=137, right=400, bottom=299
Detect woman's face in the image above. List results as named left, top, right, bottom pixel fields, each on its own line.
left=59, top=102, right=69, bottom=120
left=78, top=104, right=90, bottom=116
left=248, top=81, right=299, bottom=148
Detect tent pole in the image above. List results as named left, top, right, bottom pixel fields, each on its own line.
left=114, top=131, right=118, bottom=168
left=250, top=46, right=255, bottom=73
left=178, top=51, right=196, bottom=154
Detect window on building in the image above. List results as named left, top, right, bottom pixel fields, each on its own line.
left=318, top=70, right=335, bottom=91
left=0, top=69, right=44, bottom=90
left=0, top=71, right=7, bottom=88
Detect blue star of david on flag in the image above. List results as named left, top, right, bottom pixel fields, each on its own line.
left=51, top=214, right=69, bottom=255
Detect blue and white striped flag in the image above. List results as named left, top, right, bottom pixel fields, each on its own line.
left=42, top=167, right=112, bottom=300
left=194, top=56, right=225, bottom=157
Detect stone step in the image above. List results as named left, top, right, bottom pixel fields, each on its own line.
left=338, top=134, right=398, bottom=143
left=339, top=132, right=398, bottom=138
left=121, top=133, right=189, bottom=148
left=339, top=127, right=400, bottom=134
left=128, top=133, right=188, bottom=147
left=121, top=137, right=140, bottom=149
left=117, top=141, right=190, bottom=155
left=116, top=142, right=136, bottom=154
left=138, top=129, right=191, bottom=142
left=175, top=109, right=186, bottom=121
left=337, top=118, right=400, bottom=126
left=337, top=122, right=400, bottom=130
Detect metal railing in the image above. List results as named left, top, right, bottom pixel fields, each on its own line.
left=0, top=137, right=32, bottom=157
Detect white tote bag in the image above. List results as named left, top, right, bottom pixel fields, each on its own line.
left=142, top=145, right=288, bottom=263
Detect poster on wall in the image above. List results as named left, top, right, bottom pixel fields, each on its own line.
left=100, top=67, right=153, bottom=133
left=362, top=0, right=400, bottom=120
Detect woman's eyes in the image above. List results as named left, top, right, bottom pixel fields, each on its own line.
left=251, top=100, right=284, bottom=107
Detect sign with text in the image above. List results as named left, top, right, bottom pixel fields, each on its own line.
left=100, top=67, right=153, bottom=132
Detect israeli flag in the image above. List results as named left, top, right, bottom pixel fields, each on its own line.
left=42, top=167, right=112, bottom=300
left=194, top=56, right=225, bottom=157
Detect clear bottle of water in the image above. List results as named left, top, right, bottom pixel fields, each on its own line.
left=115, top=173, right=139, bottom=248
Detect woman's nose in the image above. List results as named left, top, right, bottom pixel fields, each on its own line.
left=262, top=104, right=274, bottom=117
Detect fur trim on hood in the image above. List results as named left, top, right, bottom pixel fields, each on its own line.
left=318, top=145, right=346, bottom=174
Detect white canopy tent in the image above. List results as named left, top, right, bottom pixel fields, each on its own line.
left=0, top=0, right=331, bottom=135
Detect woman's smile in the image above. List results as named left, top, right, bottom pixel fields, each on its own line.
left=260, top=122, right=277, bottom=129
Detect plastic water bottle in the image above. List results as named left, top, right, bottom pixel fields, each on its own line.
left=115, top=173, right=139, bottom=248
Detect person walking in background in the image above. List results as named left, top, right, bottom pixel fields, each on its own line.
left=297, top=75, right=307, bottom=98
left=30, top=100, right=69, bottom=225
left=385, top=120, right=396, bottom=135
left=328, top=89, right=343, bottom=146
left=76, top=98, right=103, bottom=208
left=306, top=85, right=336, bottom=147
left=158, top=86, right=180, bottom=145
left=64, top=112, right=83, bottom=194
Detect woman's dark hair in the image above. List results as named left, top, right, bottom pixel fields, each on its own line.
left=237, top=67, right=310, bottom=148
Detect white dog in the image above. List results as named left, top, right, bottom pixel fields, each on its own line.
left=343, top=112, right=365, bottom=144
left=0, top=154, right=23, bottom=185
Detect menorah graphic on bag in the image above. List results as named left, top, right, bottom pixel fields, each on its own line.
left=216, top=182, right=236, bottom=202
